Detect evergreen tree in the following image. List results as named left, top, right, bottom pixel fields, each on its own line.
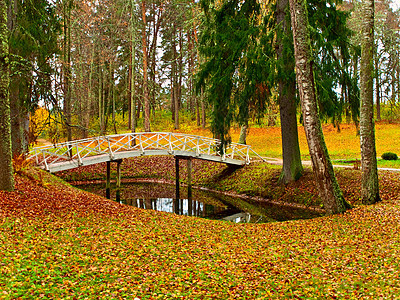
left=276, top=0, right=303, bottom=183
left=197, top=0, right=272, bottom=151
left=308, top=0, right=359, bottom=129
left=8, top=0, right=60, bottom=154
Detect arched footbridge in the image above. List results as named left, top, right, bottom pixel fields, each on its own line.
left=28, top=132, right=264, bottom=173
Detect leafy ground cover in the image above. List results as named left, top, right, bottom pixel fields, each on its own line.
left=1, top=167, right=400, bottom=299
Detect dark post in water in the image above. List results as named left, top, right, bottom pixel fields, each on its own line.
left=175, top=156, right=180, bottom=201
left=106, top=161, right=111, bottom=199
left=116, top=159, right=122, bottom=202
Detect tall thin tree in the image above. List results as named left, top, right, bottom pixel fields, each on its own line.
left=0, top=0, right=14, bottom=191
left=141, top=0, right=151, bottom=132
left=360, top=0, right=380, bottom=204
left=276, top=0, right=303, bottom=183
left=288, top=0, right=351, bottom=214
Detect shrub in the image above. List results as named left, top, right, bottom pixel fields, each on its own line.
left=381, top=152, right=398, bottom=160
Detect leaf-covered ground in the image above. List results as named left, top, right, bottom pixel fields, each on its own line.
left=1, top=167, right=400, bottom=299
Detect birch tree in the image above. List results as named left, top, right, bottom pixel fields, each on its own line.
left=288, top=0, right=351, bottom=214
left=360, top=0, right=380, bottom=204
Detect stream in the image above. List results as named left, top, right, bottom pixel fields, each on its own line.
left=77, top=182, right=322, bottom=223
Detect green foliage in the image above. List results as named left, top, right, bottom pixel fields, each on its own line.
left=197, top=0, right=358, bottom=152
left=9, top=0, right=60, bottom=109
left=197, top=0, right=273, bottom=151
left=382, top=152, right=398, bottom=160
left=309, top=0, right=359, bottom=126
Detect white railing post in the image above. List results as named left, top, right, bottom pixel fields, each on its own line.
left=246, top=146, right=250, bottom=164
left=107, top=137, right=114, bottom=159
left=76, top=143, right=82, bottom=166
left=168, top=132, right=173, bottom=153
left=196, top=137, right=200, bottom=156
left=139, top=134, right=144, bottom=154
left=183, top=136, right=186, bottom=151
left=97, top=136, right=101, bottom=152
left=42, top=150, right=49, bottom=171
left=34, top=149, right=39, bottom=165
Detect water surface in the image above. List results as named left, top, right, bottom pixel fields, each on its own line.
left=78, top=182, right=322, bottom=223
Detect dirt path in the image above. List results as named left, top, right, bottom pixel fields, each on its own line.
left=35, top=138, right=52, bottom=146
left=259, top=156, right=400, bottom=172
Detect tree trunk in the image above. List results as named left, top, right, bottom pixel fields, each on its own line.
left=375, top=45, right=381, bottom=121
left=8, top=0, right=28, bottom=156
left=276, top=0, right=303, bottom=184
left=98, top=66, right=104, bottom=135
left=85, top=46, right=95, bottom=139
left=10, top=84, right=27, bottom=156
left=238, top=121, right=248, bottom=145
left=288, top=0, right=350, bottom=214
left=130, top=40, right=137, bottom=133
left=188, top=30, right=195, bottom=117
left=172, top=24, right=179, bottom=129
left=360, top=0, right=380, bottom=205
left=63, top=0, right=72, bottom=142
left=129, top=0, right=137, bottom=134
left=141, top=0, right=151, bottom=132
left=177, top=27, right=183, bottom=112
left=196, top=98, right=200, bottom=126
left=279, top=78, right=303, bottom=183
left=201, top=89, right=206, bottom=128
left=0, top=0, right=14, bottom=191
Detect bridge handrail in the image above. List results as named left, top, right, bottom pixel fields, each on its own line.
left=28, top=132, right=263, bottom=171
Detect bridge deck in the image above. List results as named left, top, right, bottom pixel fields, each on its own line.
left=28, top=132, right=263, bottom=173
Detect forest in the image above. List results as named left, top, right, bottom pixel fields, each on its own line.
left=0, top=0, right=399, bottom=144
left=1, top=0, right=400, bottom=297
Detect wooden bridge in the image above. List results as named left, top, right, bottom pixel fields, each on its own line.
left=28, top=132, right=263, bottom=173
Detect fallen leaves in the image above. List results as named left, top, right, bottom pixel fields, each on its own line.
left=1, top=166, right=400, bottom=298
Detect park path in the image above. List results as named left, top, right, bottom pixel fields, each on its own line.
left=258, top=156, right=400, bottom=172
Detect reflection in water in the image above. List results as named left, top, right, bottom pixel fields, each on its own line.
left=121, top=198, right=212, bottom=217
left=77, top=182, right=322, bottom=223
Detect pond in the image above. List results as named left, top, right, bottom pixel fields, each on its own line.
left=77, top=182, right=322, bottom=223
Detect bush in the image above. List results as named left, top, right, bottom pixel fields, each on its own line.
left=382, top=152, right=398, bottom=160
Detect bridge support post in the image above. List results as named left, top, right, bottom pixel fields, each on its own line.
left=175, top=156, right=180, bottom=200
left=116, top=159, right=122, bottom=202
left=106, top=161, right=111, bottom=199
left=187, top=158, right=192, bottom=201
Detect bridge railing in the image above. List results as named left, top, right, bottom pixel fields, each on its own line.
left=28, top=132, right=263, bottom=171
